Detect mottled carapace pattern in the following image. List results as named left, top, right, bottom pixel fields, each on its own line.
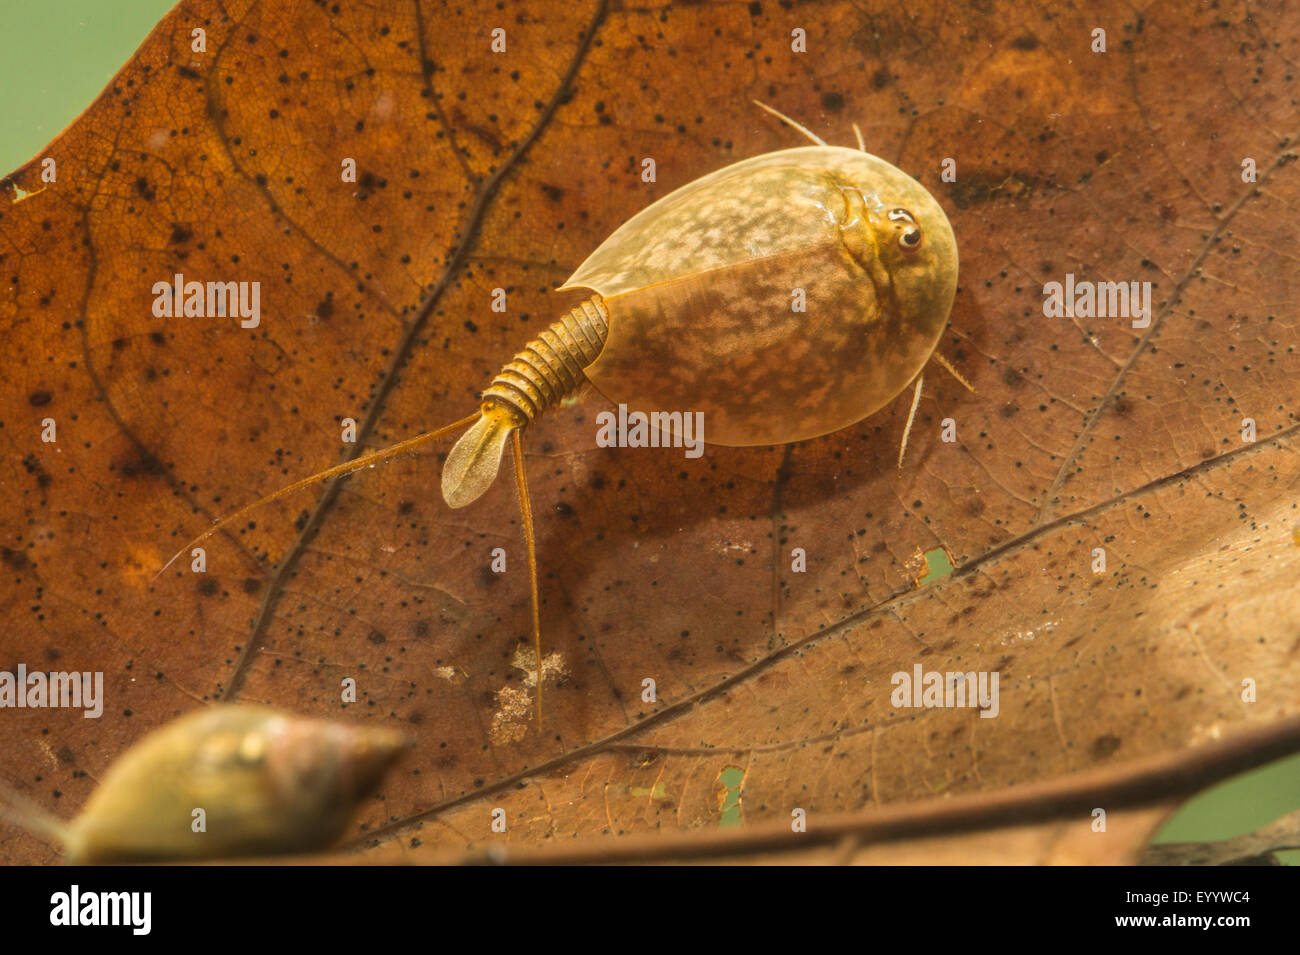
left=563, top=146, right=958, bottom=446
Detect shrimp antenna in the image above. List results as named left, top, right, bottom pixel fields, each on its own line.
left=898, top=374, right=924, bottom=472
left=751, top=99, right=828, bottom=146
left=510, top=430, right=543, bottom=726
left=931, top=351, right=976, bottom=394
left=898, top=354, right=976, bottom=471
left=155, top=412, right=482, bottom=579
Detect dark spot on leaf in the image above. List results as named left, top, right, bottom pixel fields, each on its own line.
left=196, top=577, right=220, bottom=597
left=1092, top=734, right=1122, bottom=758
left=1011, top=34, right=1040, bottom=50
left=21, top=454, right=51, bottom=488
left=28, top=391, right=52, bottom=407
left=947, top=170, right=1049, bottom=209
left=118, top=451, right=165, bottom=478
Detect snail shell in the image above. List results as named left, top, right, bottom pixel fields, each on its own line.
left=561, top=146, right=958, bottom=446
left=46, top=705, right=403, bottom=863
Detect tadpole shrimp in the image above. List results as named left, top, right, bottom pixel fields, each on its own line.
left=160, top=103, right=972, bottom=725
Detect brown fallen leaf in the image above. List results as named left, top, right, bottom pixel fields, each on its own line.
left=1, top=0, right=1297, bottom=865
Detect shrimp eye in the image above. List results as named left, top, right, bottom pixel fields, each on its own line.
left=887, top=208, right=922, bottom=251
